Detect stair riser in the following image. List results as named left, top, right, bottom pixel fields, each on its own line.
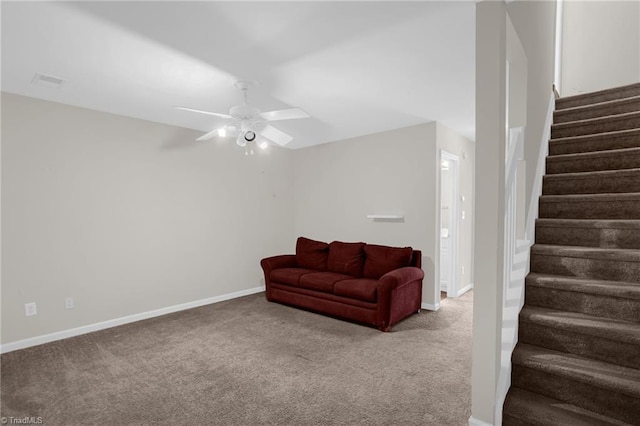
left=535, top=225, right=640, bottom=249
left=525, top=285, right=640, bottom=323
left=551, top=114, right=640, bottom=139
left=549, top=131, right=640, bottom=155
left=546, top=153, right=640, bottom=174
left=542, top=174, right=640, bottom=195
left=554, top=98, right=640, bottom=124
left=530, top=253, right=640, bottom=282
left=503, top=389, right=628, bottom=426
left=501, top=414, right=530, bottom=426
left=556, top=84, right=640, bottom=110
left=539, top=199, right=640, bottom=219
left=519, top=322, right=640, bottom=369
left=511, top=366, right=640, bottom=424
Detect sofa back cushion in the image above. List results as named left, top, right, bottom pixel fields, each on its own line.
left=363, top=244, right=413, bottom=279
left=296, top=237, right=329, bottom=270
left=410, top=250, right=422, bottom=268
left=327, top=241, right=366, bottom=277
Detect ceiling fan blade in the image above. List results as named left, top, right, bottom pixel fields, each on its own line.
left=195, top=129, right=219, bottom=141
left=174, top=106, right=232, bottom=119
left=260, top=108, right=309, bottom=121
left=261, top=125, right=294, bottom=146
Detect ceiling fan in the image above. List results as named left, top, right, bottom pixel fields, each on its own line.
left=174, top=80, right=309, bottom=154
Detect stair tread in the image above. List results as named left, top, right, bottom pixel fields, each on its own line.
left=553, top=96, right=640, bottom=125
left=527, top=272, right=640, bottom=300
left=556, top=94, right=640, bottom=114
left=552, top=110, right=640, bottom=130
left=513, top=343, right=640, bottom=397
left=532, top=244, right=640, bottom=262
left=540, top=192, right=640, bottom=201
left=505, top=387, right=632, bottom=426
left=547, top=146, right=640, bottom=161
left=520, top=305, right=640, bottom=344
left=536, top=218, right=640, bottom=230
left=544, top=168, right=640, bottom=181
left=556, top=82, right=640, bottom=108
left=550, top=127, right=640, bottom=145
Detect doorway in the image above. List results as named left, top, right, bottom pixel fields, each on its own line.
left=439, top=150, right=460, bottom=299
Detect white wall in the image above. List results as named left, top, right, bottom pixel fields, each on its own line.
left=1, top=93, right=294, bottom=345
left=293, top=122, right=475, bottom=309
left=471, top=2, right=557, bottom=424
left=2, top=93, right=475, bottom=345
left=561, top=0, right=640, bottom=97
left=472, top=2, right=508, bottom=423
left=507, top=0, right=557, bottom=215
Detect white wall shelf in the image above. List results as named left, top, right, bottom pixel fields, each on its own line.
left=366, top=214, right=405, bottom=221
left=366, top=214, right=404, bottom=219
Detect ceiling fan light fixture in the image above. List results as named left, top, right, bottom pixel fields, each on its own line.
left=236, top=133, right=247, bottom=147
left=177, top=80, right=307, bottom=152
left=245, top=141, right=255, bottom=156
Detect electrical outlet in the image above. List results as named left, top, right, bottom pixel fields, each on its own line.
left=25, top=302, right=37, bottom=316
left=65, top=297, right=74, bottom=310
left=461, top=266, right=465, bottom=275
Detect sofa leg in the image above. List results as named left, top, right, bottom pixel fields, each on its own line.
left=379, top=325, right=391, bottom=332
left=417, top=309, right=421, bottom=314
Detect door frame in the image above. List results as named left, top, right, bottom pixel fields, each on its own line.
left=439, top=150, right=461, bottom=299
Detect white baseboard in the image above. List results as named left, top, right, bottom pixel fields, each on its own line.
left=0, top=286, right=265, bottom=354
left=469, top=415, right=493, bottom=426
left=421, top=302, right=440, bottom=311
left=457, top=282, right=474, bottom=297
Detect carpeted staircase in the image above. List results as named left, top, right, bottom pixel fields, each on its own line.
left=503, top=83, right=640, bottom=426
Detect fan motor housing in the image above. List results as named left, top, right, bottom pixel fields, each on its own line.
left=230, top=104, right=260, bottom=119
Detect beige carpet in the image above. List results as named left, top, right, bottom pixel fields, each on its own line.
left=1, top=291, right=473, bottom=425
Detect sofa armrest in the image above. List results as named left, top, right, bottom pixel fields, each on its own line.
left=376, top=266, right=424, bottom=331
left=260, top=254, right=297, bottom=273
left=261, top=254, right=297, bottom=301
left=378, top=266, right=424, bottom=291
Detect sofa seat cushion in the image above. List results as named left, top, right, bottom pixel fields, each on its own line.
left=299, top=272, right=353, bottom=293
left=270, top=283, right=377, bottom=310
left=271, top=268, right=316, bottom=287
left=327, top=241, right=366, bottom=277
left=333, top=279, right=379, bottom=302
left=296, top=236, right=329, bottom=270
left=363, top=244, right=413, bottom=279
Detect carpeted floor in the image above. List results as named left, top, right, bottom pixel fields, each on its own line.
left=1, top=291, right=473, bottom=426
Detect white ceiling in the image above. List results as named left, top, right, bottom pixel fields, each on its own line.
left=1, top=1, right=475, bottom=149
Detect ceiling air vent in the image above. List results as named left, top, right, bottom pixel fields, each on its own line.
left=31, top=72, right=65, bottom=89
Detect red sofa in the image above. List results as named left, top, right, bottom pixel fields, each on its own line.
left=260, top=237, right=424, bottom=331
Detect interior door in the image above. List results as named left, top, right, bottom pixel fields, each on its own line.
left=439, top=151, right=459, bottom=299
